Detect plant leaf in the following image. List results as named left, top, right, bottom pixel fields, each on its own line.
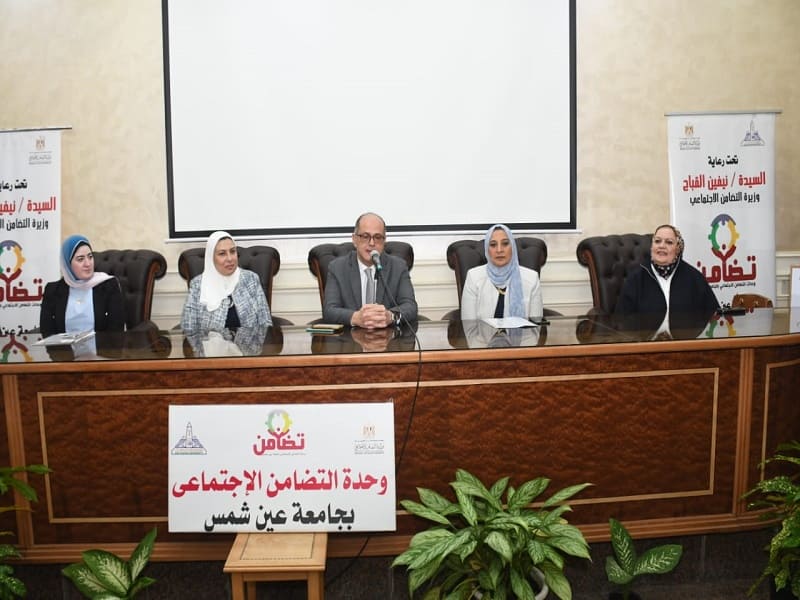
left=542, top=483, right=592, bottom=508
left=128, top=527, right=156, bottom=581
left=62, top=562, right=110, bottom=597
left=22, top=464, right=52, bottom=475
left=540, top=560, right=572, bottom=600
left=408, top=529, right=471, bottom=571
left=421, top=584, right=444, bottom=600
left=453, top=470, right=502, bottom=512
left=128, top=575, right=157, bottom=598
left=407, top=557, right=445, bottom=596
left=419, top=487, right=458, bottom=514
left=605, top=555, right=633, bottom=585
left=401, top=499, right=453, bottom=526
left=412, top=528, right=455, bottom=544
left=609, top=518, right=636, bottom=573
left=489, top=476, right=510, bottom=502
left=527, top=539, right=546, bottom=565
left=509, top=566, right=535, bottom=600
left=540, top=544, right=565, bottom=570
left=82, top=549, right=131, bottom=595
left=453, top=487, right=478, bottom=527
left=485, top=530, right=513, bottom=564
left=452, top=481, right=501, bottom=514
left=444, top=582, right=475, bottom=600
left=454, top=539, right=478, bottom=562
left=546, top=534, right=591, bottom=560
left=507, top=478, right=549, bottom=511
left=0, top=571, right=25, bottom=597
left=1, top=477, right=39, bottom=504
left=0, top=544, right=21, bottom=561
left=632, top=544, right=683, bottom=576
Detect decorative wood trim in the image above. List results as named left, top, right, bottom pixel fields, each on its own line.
left=2, top=374, right=34, bottom=547
left=733, top=348, right=754, bottom=513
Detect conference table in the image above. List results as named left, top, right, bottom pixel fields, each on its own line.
left=1, top=309, right=799, bottom=563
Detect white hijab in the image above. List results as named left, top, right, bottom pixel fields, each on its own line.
left=199, top=231, right=241, bottom=311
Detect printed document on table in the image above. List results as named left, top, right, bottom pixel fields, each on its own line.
left=481, top=317, right=538, bottom=329
left=34, top=330, right=96, bottom=346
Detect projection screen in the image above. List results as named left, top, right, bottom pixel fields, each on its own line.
left=163, top=0, right=575, bottom=237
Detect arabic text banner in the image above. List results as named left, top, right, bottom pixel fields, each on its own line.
left=667, top=112, right=776, bottom=305
left=168, top=402, right=396, bottom=533
left=0, top=129, right=61, bottom=340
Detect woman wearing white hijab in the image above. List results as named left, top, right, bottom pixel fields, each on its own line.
left=39, top=234, right=125, bottom=337
left=460, top=224, right=543, bottom=321
left=181, top=231, right=272, bottom=332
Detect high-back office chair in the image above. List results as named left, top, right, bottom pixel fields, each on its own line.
left=731, top=293, right=773, bottom=312
left=307, top=241, right=426, bottom=321
left=178, top=245, right=293, bottom=326
left=443, top=237, right=557, bottom=320
left=576, top=233, right=652, bottom=315
left=92, top=249, right=167, bottom=330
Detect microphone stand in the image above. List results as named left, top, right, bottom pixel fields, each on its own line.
left=374, top=266, right=421, bottom=350
left=373, top=261, right=423, bottom=484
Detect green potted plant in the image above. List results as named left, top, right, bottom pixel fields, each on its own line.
left=604, top=517, right=683, bottom=600
left=392, top=468, right=592, bottom=600
left=743, top=440, right=800, bottom=599
left=0, top=463, right=51, bottom=599
left=62, top=527, right=157, bottom=599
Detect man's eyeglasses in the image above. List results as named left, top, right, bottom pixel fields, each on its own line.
left=355, top=233, right=386, bottom=243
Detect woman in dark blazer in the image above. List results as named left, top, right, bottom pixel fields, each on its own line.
left=615, top=224, right=719, bottom=337
left=39, top=235, right=125, bottom=337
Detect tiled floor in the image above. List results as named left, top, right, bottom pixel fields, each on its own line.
left=18, top=529, right=775, bottom=598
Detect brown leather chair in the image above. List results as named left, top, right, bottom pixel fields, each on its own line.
left=576, top=233, right=652, bottom=315
left=307, top=241, right=425, bottom=321
left=93, top=249, right=167, bottom=330
left=731, top=293, right=773, bottom=312
left=443, top=237, right=558, bottom=320
left=178, top=245, right=292, bottom=326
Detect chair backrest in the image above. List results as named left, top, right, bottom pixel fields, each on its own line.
left=307, top=241, right=415, bottom=306
left=731, top=293, right=773, bottom=311
left=576, top=233, right=652, bottom=314
left=446, top=237, right=548, bottom=312
left=178, top=245, right=280, bottom=307
left=92, top=249, right=167, bottom=330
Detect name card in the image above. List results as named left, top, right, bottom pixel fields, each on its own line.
left=168, top=403, right=395, bottom=533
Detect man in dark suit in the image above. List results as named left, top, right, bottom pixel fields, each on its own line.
left=322, top=212, right=418, bottom=328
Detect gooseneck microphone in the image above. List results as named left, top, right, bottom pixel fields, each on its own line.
left=371, top=252, right=418, bottom=345
left=369, top=249, right=383, bottom=272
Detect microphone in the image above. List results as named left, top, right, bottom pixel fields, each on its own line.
left=366, top=251, right=421, bottom=351
left=369, top=250, right=383, bottom=272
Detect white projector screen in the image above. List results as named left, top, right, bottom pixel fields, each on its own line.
left=163, top=0, right=575, bottom=238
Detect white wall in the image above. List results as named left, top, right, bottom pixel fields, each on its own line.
left=1, top=0, right=798, bottom=328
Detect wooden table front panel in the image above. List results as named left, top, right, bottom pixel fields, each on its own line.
left=9, top=345, right=750, bottom=551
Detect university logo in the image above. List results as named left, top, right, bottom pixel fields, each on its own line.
left=741, top=118, right=765, bottom=146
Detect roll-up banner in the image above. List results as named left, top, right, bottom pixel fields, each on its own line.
left=0, top=129, right=63, bottom=359
left=667, top=111, right=778, bottom=306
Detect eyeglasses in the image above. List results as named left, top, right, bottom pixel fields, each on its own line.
left=355, top=232, right=386, bottom=243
